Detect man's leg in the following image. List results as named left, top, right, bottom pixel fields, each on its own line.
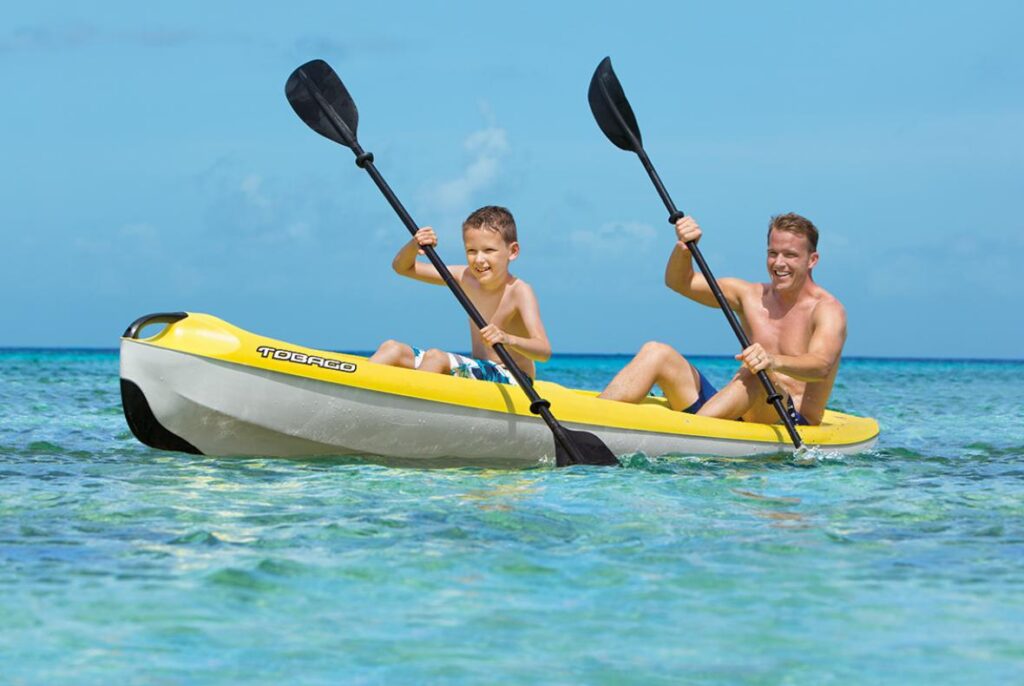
left=598, top=341, right=704, bottom=410
left=369, top=339, right=416, bottom=368
left=697, top=367, right=788, bottom=424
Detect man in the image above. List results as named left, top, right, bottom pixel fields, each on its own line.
left=598, top=213, right=846, bottom=426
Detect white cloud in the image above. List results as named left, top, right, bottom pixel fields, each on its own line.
left=240, top=174, right=271, bottom=209
left=430, top=125, right=509, bottom=215
left=119, top=222, right=159, bottom=242
left=200, top=165, right=321, bottom=245
left=569, top=221, right=658, bottom=255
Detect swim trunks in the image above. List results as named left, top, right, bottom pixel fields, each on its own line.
left=785, top=397, right=810, bottom=426
left=680, top=366, right=810, bottom=426
left=682, top=367, right=718, bottom=414
left=411, top=346, right=518, bottom=386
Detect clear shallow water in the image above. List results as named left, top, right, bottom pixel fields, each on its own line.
left=2, top=350, right=1023, bottom=684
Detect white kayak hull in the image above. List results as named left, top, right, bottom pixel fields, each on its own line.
left=120, top=313, right=879, bottom=467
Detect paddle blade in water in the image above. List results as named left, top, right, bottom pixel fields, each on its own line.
left=588, top=57, right=642, bottom=152
left=285, top=59, right=359, bottom=147
left=556, top=429, right=621, bottom=467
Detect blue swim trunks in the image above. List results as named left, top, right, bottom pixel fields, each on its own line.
left=784, top=397, right=810, bottom=426
left=411, top=346, right=517, bottom=386
left=682, top=366, right=810, bottom=426
left=682, top=367, right=718, bottom=414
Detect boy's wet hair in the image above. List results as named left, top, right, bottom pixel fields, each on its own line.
left=768, top=212, right=818, bottom=250
left=463, top=206, right=517, bottom=244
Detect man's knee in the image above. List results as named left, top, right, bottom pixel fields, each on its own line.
left=733, top=367, right=765, bottom=394
left=638, top=340, right=679, bottom=363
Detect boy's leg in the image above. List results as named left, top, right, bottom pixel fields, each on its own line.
left=417, top=348, right=454, bottom=375
left=369, top=339, right=417, bottom=368
left=598, top=341, right=703, bottom=410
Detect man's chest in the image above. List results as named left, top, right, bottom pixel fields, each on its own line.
left=743, top=302, right=815, bottom=353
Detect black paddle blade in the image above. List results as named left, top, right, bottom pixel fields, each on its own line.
left=588, top=57, right=642, bottom=152
left=285, top=59, right=359, bottom=147
left=556, top=429, right=620, bottom=467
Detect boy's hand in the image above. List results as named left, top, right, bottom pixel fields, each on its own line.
left=674, top=216, right=702, bottom=252
left=479, top=324, right=509, bottom=347
left=414, top=227, right=438, bottom=254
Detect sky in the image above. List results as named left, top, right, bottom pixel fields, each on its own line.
left=2, top=1, right=1022, bottom=358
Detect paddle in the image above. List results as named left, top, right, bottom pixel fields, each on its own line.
left=285, top=59, right=619, bottom=467
left=588, top=57, right=803, bottom=449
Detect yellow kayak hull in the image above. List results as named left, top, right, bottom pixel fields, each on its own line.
left=119, top=313, right=879, bottom=467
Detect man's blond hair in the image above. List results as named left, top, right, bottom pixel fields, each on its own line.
left=768, top=212, right=818, bottom=250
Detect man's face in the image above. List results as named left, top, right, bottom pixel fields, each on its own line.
left=766, top=229, right=818, bottom=292
left=463, top=227, right=518, bottom=288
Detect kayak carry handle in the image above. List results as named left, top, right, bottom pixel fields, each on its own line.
left=123, top=312, right=189, bottom=339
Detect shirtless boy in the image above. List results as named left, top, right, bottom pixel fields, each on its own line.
left=370, top=205, right=551, bottom=385
left=598, top=213, right=846, bottom=426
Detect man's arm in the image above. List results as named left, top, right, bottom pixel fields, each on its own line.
left=478, top=283, right=552, bottom=362
left=392, top=226, right=464, bottom=285
left=664, top=217, right=749, bottom=311
left=741, top=300, right=847, bottom=381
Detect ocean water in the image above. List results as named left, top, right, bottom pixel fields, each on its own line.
left=2, top=349, right=1023, bottom=685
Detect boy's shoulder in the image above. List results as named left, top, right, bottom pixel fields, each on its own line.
left=504, top=274, right=535, bottom=296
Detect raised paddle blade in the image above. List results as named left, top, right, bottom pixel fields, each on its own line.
left=285, top=59, right=359, bottom=147
left=556, top=429, right=620, bottom=467
left=588, top=57, right=642, bottom=152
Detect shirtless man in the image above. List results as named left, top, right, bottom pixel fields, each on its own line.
left=598, top=213, right=846, bottom=425
left=370, top=205, right=551, bottom=384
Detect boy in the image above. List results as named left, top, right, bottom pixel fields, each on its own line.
left=369, top=206, right=551, bottom=385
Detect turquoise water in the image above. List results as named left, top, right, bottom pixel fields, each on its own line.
left=2, top=349, right=1023, bottom=684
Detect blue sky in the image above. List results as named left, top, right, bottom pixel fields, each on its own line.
left=2, top=1, right=1021, bottom=358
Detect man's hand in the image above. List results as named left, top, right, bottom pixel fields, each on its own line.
left=414, top=227, right=438, bottom=254
left=479, top=324, right=510, bottom=348
left=674, top=216, right=702, bottom=251
left=736, top=342, right=775, bottom=374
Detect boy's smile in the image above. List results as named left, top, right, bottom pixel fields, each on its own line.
left=463, top=227, right=518, bottom=289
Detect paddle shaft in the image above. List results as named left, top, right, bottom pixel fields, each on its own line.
left=297, top=70, right=591, bottom=465
left=598, top=81, right=802, bottom=446
left=635, top=149, right=803, bottom=448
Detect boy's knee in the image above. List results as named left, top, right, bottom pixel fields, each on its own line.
left=421, top=348, right=450, bottom=367
left=377, top=339, right=404, bottom=353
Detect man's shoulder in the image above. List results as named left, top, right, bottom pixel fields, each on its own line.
left=724, top=276, right=760, bottom=296
left=809, top=287, right=846, bottom=321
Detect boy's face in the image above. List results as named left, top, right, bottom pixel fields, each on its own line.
left=463, top=226, right=518, bottom=288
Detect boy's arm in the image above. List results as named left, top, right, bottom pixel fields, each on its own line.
left=664, top=217, right=750, bottom=312
left=392, top=227, right=465, bottom=285
left=479, top=283, right=552, bottom=362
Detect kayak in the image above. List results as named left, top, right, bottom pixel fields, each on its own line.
left=119, top=312, right=879, bottom=467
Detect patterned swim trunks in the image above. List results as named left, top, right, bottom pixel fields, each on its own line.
left=411, top=347, right=517, bottom=386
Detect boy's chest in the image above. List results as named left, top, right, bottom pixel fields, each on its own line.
left=464, top=282, right=516, bottom=323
